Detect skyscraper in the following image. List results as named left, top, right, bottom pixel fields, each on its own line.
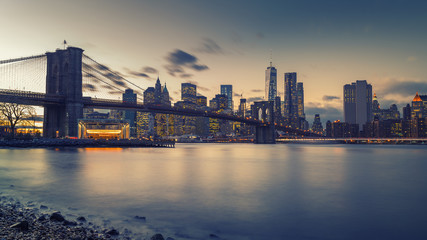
left=181, top=83, right=197, bottom=104
left=284, top=72, right=298, bottom=126
left=297, top=82, right=305, bottom=119
left=220, top=84, right=233, bottom=110
left=123, top=88, right=137, bottom=137
left=265, top=62, right=277, bottom=101
left=311, top=114, right=323, bottom=134
left=344, top=80, right=373, bottom=127
left=238, top=98, right=246, bottom=117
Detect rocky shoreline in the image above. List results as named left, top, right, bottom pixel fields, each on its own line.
left=0, top=196, right=172, bottom=240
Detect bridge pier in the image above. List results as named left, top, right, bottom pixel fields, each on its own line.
left=252, top=101, right=276, bottom=144
left=43, top=47, right=84, bottom=138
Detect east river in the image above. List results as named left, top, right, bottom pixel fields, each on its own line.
left=1, top=144, right=426, bottom=239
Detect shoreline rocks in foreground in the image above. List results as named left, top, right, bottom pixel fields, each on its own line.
left=0, top=196, right=172, bottom=240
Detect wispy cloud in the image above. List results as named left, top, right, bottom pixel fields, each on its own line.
left=164, top=49, right=209, bottom=78
left=251, top=89, right=263, bottom=93
left=195, top=38, right=225, bottom=54
left=322, top=95, right=340, bottom=101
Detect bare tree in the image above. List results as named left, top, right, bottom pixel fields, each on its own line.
left=0, top=103, right=36, bottom=138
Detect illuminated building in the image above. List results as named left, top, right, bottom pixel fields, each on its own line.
left=411, top=92, right=424, bottom=119
left=265, top=62, right=277, bottom=101
left=78, top=119, right=130, bottom=139
left=297, top=82, right=305, bottom=119
left=344, top=80, right=372, bottom=127
left=123, top=88, right=137, bottom=137
left=220, top=85, right=233, bottom=110
left=238, top=98, right=246, bottom=117
left=182, top=83, right=197, bottom=104
left=311, top=114, right=323, bottom=134
left=136, top=111, right=154, bottom=137
left=410, top=92, right=426, bottom=137
left=274, top=96, right=282, bottom=123
left=139, top=78, right=173, bottom=138
left=284, top=72, right=298, bottom=127
left=174, top=101, right=196, bottom=135
left=144, top=87, right=155, bottom=104
left=402, top=104, right=412, bottom=137
left=372, top=93, right=400, bottom=120
left=196, top=95, right=207, bottom=107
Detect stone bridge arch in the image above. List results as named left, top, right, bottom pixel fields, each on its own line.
left=252, top=101, right=276, bottom=144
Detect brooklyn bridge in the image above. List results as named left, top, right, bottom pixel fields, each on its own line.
left=0, top=46, right=320, bottom=143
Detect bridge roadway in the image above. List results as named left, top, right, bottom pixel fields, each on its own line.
left=0, top=89, right=318, bottom=136
left=277, top=138, right=427, bottom=144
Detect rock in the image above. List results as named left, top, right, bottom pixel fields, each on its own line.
left=9, top=185, right=14, bottom=188
left=10, top=220, right=29, bottom=231
left=166, top=238, right=175, bottom=240
left=77, top=216, right=86, bottom=222
left=38, top=215, right=47, bottom=221
left=106, top=229, right=119, bottom=236
left=134, top=215, right=146, bottom=221
left=50, top=212, right=65, bottom=222
left=63, top=220, right=78, bottom=226
left=40, top=205, right=48, bottom=209
left=209, top=234, right=219, bottom=238
left=151, top=233, right=165, bottom=240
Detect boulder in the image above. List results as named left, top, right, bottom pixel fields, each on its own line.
left=151, top=233, right=165, bottom=240
left=50, top=212, right=65, bottom=222
left=106, top=229, right=119, bottom=236
left=10, top=220, right=29, bottom=231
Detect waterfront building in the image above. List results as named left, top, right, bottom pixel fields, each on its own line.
left=372, top=93, right=400, bottom=120
left=284, top=72, right=304, bottom=128
left=196, top=95, right=207, bottom=107
left=410, top=92, right=426, bottom=137
left=182, top=83, right=197, bottom=104
left=238, top=98, right=246, bottom=117
left=265, top=62, right=277, bottom=101
left=274, top=96, right=282, bottom=123
left=297, top=82, right=305, bottom=119
left=311, top=114, right=323, bottom=134
left=220, top=85, right=233, bottom=111
left=325, top=120, right=332, bottom=137
left=344, top=80, right=373, bottom=127
left=123, top=88, right=137, bottom=137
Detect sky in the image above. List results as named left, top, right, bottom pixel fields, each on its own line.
left=1, top=0, right=427, bottom=123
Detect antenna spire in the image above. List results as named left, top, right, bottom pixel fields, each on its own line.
left=269, top=49, right=272, bottom=67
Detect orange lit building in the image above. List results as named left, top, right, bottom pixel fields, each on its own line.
left=78, top=119, right=130, bottom=139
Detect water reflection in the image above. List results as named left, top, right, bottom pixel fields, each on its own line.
left=0, top=144, right=426, bottom=239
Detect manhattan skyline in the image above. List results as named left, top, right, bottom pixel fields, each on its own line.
left=1, top=0, right=427, bottom=123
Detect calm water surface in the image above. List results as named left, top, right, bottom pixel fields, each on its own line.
left=0, top=144, right=426, bottom=239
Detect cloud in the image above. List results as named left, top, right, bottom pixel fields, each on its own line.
left=142, top=66, right=158, bottom=74
left=83, top=83, right=97, bottom=92
left=407, top=56, right=417, bottom=62
left=251, top=89, right=263, bottom=93
left=322, top=95, right=340, bottom=101
left=180, top=73, right=193, bottom=79
left=305, top=106, right=343, bottom=123
left=128, top=71, right=149, bottom=78
left=165, top=49, right=209, bottom=73
left=97, top=64, right=110, bottom=71
left=247, top=97, right=263, bottom=103
left=379, top=79, right=427, bottom=97
left=195, top=38, right=225, bottom=54
left=256, top=32, right=265, bottom=39
left=165, top=65, right=184, bottom=77
left=197, top=85, right=210, bottom=92
left=108, top=90, right=123, bottom=95
left=234, top=93, right=242, bottom=97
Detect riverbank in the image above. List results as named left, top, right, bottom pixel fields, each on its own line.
left=0, top=195, right=171, bottom=240
left=0, top=138, right=175, bottom=148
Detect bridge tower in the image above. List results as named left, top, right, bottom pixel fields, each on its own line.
left=43, top=47, right=84, bottom=138
left=252, top=101, right=276, bottom=144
